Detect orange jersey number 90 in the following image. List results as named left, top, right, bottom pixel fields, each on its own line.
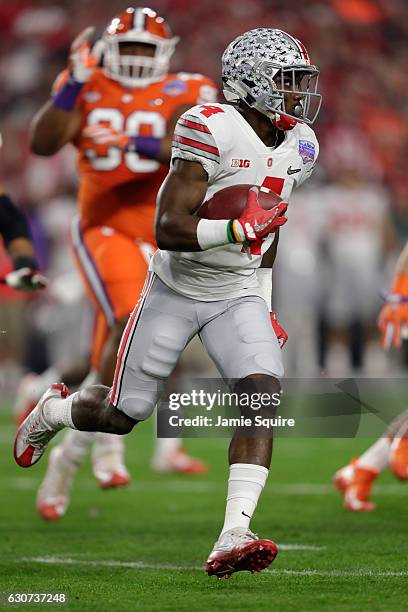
left=84, top=108, right=166, bottom=173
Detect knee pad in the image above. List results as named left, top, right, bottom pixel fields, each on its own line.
left=117, top=377, right=164, bottom=421
left=142, top=333, right=186, bottom=379
left=118, top=392, right=156, bottom=422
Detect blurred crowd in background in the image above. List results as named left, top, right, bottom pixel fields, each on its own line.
left=1, top=0, right=408, bottom=396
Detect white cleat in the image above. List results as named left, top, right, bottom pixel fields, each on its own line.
left=14, top=383, right=70, bottom=468
left=205, top=527, right=278, bottom=578
left=36, top=446, right=77, bottom=521
left=333, top=459, right=376, bottom=512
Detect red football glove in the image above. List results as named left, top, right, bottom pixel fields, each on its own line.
left=270, top=310, right=288, bottom=349
left=231, top=187, right=288, bottom=243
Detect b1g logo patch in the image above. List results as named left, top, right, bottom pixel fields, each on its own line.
left=299, top=140, right=315, bottom=164
left=231, top=158, right=251, bottom=168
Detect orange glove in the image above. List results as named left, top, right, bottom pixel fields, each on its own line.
left=82, top=125, right=130, bottom=157
left=68, top=26, right=97, bottom=83
left=378, top=273, right=408, bottom=349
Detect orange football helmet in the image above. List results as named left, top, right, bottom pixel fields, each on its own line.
left=102, top=7, right=179, bottom=88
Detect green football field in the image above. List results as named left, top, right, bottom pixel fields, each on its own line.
left=0, top=410, right=407, bottom=611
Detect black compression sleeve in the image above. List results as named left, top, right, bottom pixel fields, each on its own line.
left=0, top=194, right=32, bottom=247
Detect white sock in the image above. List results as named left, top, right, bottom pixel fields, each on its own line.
left=357, top=437, right=391, bottom=473
left=93, top=432, right=124, bottom=453
left=220, top=463, right=269, bottom=536
left=43, top=392, right=78, bottom=430
left=60, top=429, right=95, bottom=465
left=154, top=437, right=180, bottom=458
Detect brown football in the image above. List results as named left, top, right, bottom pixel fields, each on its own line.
left=197, top=184, right=282, bottom=220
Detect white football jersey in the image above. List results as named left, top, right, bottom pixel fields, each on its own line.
left=151, top=103, right=319, bottom=301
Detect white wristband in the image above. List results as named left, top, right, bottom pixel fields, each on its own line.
left=197, top=219, right=230, bottom=250
left=256, top=268, right=272, bottom=311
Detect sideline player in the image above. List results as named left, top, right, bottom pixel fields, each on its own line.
left=0, top=134, right=46, bottom=291
left=14, top=28, right=321, bottom=577
left=334, top=242, right=408, bottom=511
left=0, top=183, right=46, bottom=291
left=24, top=7, right=217, bottom=520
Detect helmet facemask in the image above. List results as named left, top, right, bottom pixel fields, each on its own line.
left=103, top=34, right=178, bottom=88
left=255, top=63, right=321, bottom=125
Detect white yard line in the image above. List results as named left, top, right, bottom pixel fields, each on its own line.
left=274, top=569, right=408, bottom=577
left=278, top=544, right=325, bottom=551
left=17, top=557, right=408, bottom=578
left=9, top=478, right=408, bottom=495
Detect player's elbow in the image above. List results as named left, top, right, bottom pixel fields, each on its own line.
left=29, top=130, right=59, bottom=156
left=155, top=230, right=172, bottom=251
left=155, top=214, right=176, bottom=250
left=29, top=110, right=65, bottom=156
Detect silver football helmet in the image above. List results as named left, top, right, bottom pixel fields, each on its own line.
left=222, top=28, right=321, bottom=129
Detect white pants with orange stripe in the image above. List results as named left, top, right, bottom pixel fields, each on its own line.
left=110, top=273, right=283, bottom=421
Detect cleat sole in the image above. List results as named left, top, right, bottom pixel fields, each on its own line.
left=206, top=540, right=278, bottom=578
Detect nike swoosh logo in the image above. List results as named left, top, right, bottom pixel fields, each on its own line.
left=242, top=511, right=252, bottom=519
left=287, top=166, right=301, bottom=175
left=253, top=217, right=275, bottom=232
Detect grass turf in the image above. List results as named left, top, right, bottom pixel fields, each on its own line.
left=0, top=410, right=407, bottom=611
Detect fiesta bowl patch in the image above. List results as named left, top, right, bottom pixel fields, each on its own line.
left=299, top=140, right=315, bottom=164
left=163, top=80, right=188, bottom=96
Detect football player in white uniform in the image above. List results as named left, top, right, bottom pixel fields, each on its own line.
left=334, top=242, right=408, bottom=511
left=14, top=28, right=321, bottom=577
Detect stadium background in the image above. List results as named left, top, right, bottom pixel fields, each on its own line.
left=0, top=2, right=408, bottom=609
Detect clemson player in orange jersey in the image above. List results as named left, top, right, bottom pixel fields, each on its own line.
left=334, top=242, right=408, bottom=511
left=26, top=7, right=217, bottom=520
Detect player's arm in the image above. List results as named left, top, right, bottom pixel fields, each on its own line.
left=155, top=161, right=287, bottom=251
left=0, top=186, right=47, bottom=290
left=154, top=158, right=208, bottom=250
left=30, top=102, right=81, bottom=156
left=30, top=28, right=96, bottom=155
